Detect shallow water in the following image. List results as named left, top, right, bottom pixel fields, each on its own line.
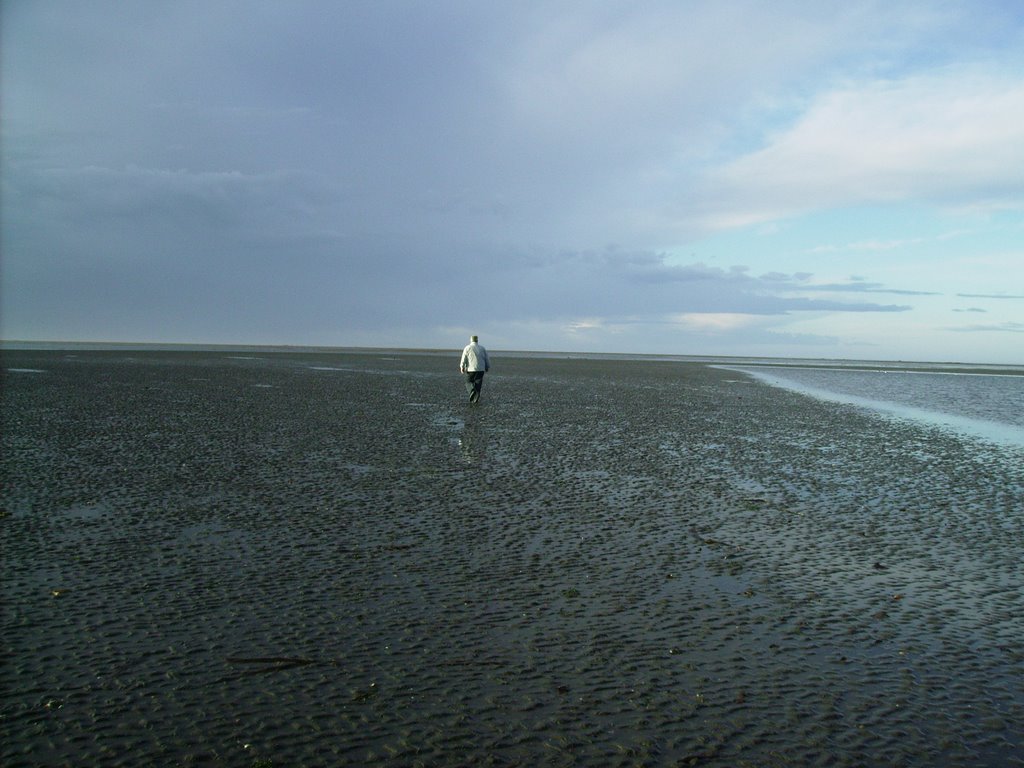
left=728, top=365, right=1024, bottom=448
left=2, top=351, right=1022, bottom=767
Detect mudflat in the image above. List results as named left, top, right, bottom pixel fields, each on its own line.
left=2, top=351, right=1022, bottom=767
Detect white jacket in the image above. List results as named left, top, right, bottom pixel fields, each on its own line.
left=460, top=342, right=490, bottom=372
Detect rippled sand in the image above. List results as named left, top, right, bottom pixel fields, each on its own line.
left=2, top=351, right=1022, bottom=767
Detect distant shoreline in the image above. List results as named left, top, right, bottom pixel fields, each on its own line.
left=2, top=340, right=1021, bottom=376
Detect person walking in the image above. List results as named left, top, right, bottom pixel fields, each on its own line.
left=460, top=335, right=490, bottom=403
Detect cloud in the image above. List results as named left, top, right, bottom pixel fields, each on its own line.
left=497, top=311, right=845, bottom=355
left=754, top=272, right=938, bottom=296
left=956, top=293, right=1024, bottom=299
left=796, top=281, right=939, bottom=296
left=9, top=163, right=331, bottom=228
left=505, top=3, right=845, bottom=136
left=467, top=250, right=915, bottom=326
left=670, top=313, right=766, bottom=333
left=947, top=322, right=1024, bottom=333
left=1, top=0, right=1021, bottom=363
left=687, top=66, right=1024, bottom=232
left=805, top=230, right=972, bottom=254
left=806, top=240, right=920, bottom=254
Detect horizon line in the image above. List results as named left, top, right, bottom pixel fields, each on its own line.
left=2, top=339, right=1021, bottom=370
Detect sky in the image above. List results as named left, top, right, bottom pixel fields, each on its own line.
left=2, top=1, right=1023, bottom=363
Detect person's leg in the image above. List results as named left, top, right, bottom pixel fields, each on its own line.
left=469, top=371, right=484, bottom=402
left=465, top=372, right=477, bottom=400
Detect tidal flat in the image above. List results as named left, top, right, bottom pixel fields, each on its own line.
left=2, top=350, right=1022, bottom=767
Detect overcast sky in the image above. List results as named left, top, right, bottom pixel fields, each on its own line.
left=2, top=1, right=1023, bottom=363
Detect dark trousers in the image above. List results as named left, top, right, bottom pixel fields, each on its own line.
left=464, top=371, right=485, bottom=402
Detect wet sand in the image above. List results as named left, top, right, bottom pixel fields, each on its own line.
left=2, top=350, right=1022, bottom=767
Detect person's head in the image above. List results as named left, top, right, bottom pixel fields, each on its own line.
left=471, top=335, right=478, bottom=342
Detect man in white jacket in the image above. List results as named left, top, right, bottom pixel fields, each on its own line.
left=459, top=335, right=490, bottom=403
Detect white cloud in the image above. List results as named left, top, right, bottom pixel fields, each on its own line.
left=670, top=313, right=766, bottom=333
left=690, top=66, right=1024, bottom=231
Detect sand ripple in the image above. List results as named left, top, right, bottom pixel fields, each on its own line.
left=2, top=351, right=1022, bottom=766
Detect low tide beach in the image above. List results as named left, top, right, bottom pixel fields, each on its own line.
left=2, top=350, right=1022, bottom=767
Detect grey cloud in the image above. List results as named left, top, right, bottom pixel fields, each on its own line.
left=749, top=271, right=938, bottom=296
left=956, top=293, right=1024, bottom=299
left=796, top=281, right=940, bottom=296
left=462, top=249, right=913, bottom=324
left=2, top=135, right=920, bottom=345
left=947, top=322, right=1024, bottom=333
left=11, top=164, right=331, bottom=225
left=0, top=1, right=1010, bottom=351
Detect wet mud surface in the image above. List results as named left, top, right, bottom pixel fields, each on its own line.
left=2, top=351, right=1022, bottom=766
